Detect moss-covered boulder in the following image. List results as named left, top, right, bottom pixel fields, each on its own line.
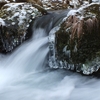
left=54, top=3, right=100, bottom=75
left=0, top=2, right=47, bottom=53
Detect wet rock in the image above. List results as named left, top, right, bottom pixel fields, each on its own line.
left=0, top=3, right=47, bottom=53
left=53, top=3, right=100, bottom=75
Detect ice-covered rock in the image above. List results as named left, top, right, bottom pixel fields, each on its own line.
left=0, top=3, right=46, bottom=53
left=51, top=3, right=100, bottom=75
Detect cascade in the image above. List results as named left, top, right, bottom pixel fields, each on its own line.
left=0, top=12, right=100, bottom=100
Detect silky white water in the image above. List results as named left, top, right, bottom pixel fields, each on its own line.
left=0, top=28, right=100, bottom=100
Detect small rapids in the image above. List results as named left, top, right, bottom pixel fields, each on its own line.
left=0, top=13, right=100, bottom=100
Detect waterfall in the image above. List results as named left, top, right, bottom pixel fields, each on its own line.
left=0, top=13, right=100, bottom=100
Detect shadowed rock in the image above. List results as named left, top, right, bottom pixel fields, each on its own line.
left=54, top=3, right=100, bottom=75
left=0, top=3, right=47, bottom=53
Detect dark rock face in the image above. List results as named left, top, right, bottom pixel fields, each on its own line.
left=56, top=16, right=100, bottom=64
left=0, top=3, right=47, bottom=53
left=0, top=2, right=7, bottom=9
left=55, top=3, right=100, bottom=74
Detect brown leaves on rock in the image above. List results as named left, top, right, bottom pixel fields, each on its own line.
left=65, top=15, right=99, bottom=42
left=85, top=18, right=94, bottom=33
left=65, top=15, right=84, bottom=41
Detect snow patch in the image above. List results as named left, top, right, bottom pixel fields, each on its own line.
left=0, top=18, right=5, bottom=26
left=67, top=10, right=77, bottom=17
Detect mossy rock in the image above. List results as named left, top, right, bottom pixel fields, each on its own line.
left=55, top=3, right=100, bottom=74
left=0, top=2, right=47, bottom=53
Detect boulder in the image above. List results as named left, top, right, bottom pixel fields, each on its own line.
left=0, top=2, right=47, bottom=53
left=51, top=3, right=100, bottom=75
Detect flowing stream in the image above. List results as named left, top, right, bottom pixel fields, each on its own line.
left=0, top=12, right=100, bottom=100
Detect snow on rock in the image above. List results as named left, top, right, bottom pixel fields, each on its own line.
left=52, top=3, right=100, bottom=75
left=41, top=0, right=99, bottom=10
left=0, top=3, right=45, bottom=53
left=1, top=3, right=42, bottom=26
left=0, top=18, right=5, bottom=26
left=41, top=0, right=70, bottom=10
left=0, top=0, right=8, bottom=2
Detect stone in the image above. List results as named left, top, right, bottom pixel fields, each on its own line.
left=0, top=2, right=47, bottom=53
left=54, top=3, right=100, bottom=75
